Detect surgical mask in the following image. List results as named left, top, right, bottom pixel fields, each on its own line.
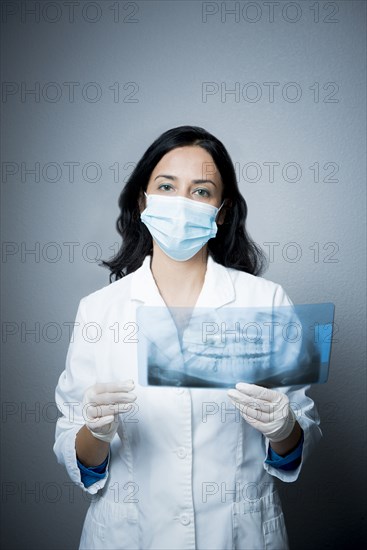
left=140, top=192, right=224, bottom=261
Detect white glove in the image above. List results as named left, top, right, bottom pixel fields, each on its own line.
left=82, top=380, right=136, bottom=443
left=227, top=382, right=296, bottom=443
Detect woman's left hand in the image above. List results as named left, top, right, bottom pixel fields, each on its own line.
left=227, top=382, right=296, bottom=443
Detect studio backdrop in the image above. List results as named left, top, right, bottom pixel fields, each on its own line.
left=1, top=1, right=366, bottom=548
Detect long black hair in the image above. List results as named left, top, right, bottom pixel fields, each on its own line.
left=100, top=125, right=267, bottom=281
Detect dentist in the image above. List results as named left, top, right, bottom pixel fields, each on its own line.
left=54, top=125, right=322, bottom=550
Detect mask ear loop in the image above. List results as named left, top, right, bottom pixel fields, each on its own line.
left=215, top=199, right=226, bottom=223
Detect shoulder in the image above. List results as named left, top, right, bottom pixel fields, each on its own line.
left=78, top=271, right=135, bottom=314
left=223, top=264, right=293, bottom=306
left=227, top=265, right=280, bottom=291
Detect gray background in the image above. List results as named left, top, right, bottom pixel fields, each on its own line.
left=1, top=0, right=366, bottom=548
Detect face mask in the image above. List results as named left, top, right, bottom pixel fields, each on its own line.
left=140, top=192, right=224, bottom=261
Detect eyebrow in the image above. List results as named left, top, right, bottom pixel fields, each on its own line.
left=154, top=174, right=217, bottom=187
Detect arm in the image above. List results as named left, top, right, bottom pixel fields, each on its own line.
left=269, top=421, right=303, bottom=456
left=75, top=425, right=109, bottom=467
left=76, top=380, right=136, bottom=467
left=264, top=382, right=322, bottom=481
left=53, top=298, right=135, bottom=493
left=266, top=285, right=322, bottom=478
left=228, top=381, right=322, bottom=481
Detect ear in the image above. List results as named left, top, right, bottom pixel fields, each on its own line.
left=138, top=191, right=146, bottom=214
left=216, top=199, right=231, bottom=226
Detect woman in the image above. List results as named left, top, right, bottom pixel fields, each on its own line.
left=54, top=126, right=322, bottom=550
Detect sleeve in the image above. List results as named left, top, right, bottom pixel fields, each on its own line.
left=77, top=455, right=109, bottom=488
left=53, top=297, right=111, bottom=494
left=265, top=432, right=304, bottom=471
left=262, top=284, right=323, bottom=482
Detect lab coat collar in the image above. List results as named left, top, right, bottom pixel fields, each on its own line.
left=130, top=254, right=236, bottom=309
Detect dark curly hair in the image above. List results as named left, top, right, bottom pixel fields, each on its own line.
left=100, top=125, right=267, bottom=281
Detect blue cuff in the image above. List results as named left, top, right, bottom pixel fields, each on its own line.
left=265, top=432, right=304, bottom=471
left=77, top=455, right=109, bottom=488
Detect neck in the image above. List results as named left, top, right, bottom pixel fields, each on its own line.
left=150, top=245, right=208, bottom=307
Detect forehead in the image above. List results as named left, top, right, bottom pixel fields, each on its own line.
left=151, top=146, right=221, bottom=182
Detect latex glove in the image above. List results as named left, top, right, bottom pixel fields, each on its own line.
left=227, top=382, right=296, bottom=443
left=82, top=380, right=136, bottom=443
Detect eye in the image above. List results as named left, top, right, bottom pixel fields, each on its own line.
left=157, top=183, right=174, bottom=191
left=193, top=188, right=210, bottom=198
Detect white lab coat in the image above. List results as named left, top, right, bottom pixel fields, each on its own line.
left=54, top=254, right=322, bottom=550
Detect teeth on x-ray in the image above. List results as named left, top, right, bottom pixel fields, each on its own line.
left=136, top=304, right=335, bottom=389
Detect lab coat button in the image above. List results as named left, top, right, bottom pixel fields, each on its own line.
left=177, top=447, right=187, bottom=459
left=180, top=513, right=190, bottom=526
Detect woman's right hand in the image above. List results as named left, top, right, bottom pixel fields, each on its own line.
left=82, top=379, right=136, bottom=443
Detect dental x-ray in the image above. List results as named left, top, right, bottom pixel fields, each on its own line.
left=136, top=303, right=335, bottom=388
